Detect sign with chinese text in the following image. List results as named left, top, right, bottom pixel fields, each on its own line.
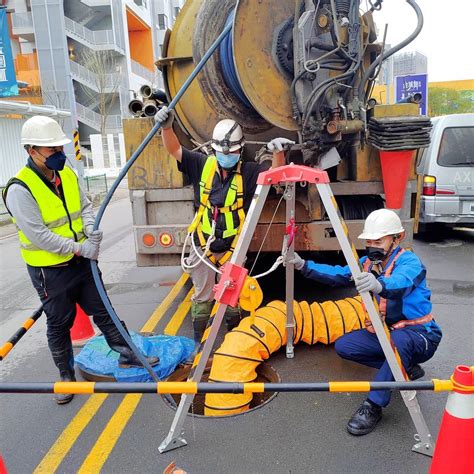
left=0, top=8, right=19, bottom=98
left=395, top=74, right=428, bottom=115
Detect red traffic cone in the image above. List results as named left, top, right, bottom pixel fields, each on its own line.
left=0, top=455, right=7, bottom=474
left=71, top=304, right=96, bottom=346
left=379, top=150, right=415, bottom=210
left=429, top=365, right=474, bottom=474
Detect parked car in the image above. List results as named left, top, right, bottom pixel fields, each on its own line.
left=416, top=113, right=474, bottom=231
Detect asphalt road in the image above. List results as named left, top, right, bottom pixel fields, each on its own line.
left=0, top=197, right=473, bottom=474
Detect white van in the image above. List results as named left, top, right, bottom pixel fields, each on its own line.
left=416, top=113, right=474, bottom=230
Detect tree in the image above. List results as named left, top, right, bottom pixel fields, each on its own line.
left=428, top=87, right=474, bottom=116
left=77, top=49, right=122, bottom=135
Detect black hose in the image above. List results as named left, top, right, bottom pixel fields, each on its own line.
left=89, top=20, right=234, bottom=383
left=358, top=0, right=424, bottom=102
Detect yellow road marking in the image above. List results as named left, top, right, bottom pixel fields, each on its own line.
left=34, top=272, right=189, bottom=473
left=77, top=279, right=192, bottom=472
left=78, top=394, right=142, bottom=474
left=163, top=288, right=193, bottom=335
left=142, top=273, right=189, bottom=332
left=33, top=395, right=108, bottom=473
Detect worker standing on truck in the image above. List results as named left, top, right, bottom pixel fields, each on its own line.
left=287, top=209, right=442, bottom=435
left=155, top=106, right=293, bottom=344
left=2, top=116, right=158, bottom=405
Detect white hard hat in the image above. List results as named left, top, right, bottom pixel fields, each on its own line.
left=211, top=119, right=244, bottom=153
left=21, top=116, right=71, bottom=147
left=358, top=209, right=405, bottom=240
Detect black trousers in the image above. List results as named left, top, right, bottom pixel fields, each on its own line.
left=27, top=257, right=127, bottom=355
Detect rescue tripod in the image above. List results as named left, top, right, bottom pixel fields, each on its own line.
left=159, top=164, right=434, bottom=456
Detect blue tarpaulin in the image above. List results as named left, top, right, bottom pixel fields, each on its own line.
left=0, top=8, right=19, bottom=98
left=75, top=332, right=195, bottom=382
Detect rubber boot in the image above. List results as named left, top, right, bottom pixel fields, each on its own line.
left=51, top=346, right=76, bottom=405
left=224, top=306, right=242, bottom=332
left=186, top=302, right=213, bottom=364
left=102, top=320, right=159, bottom=369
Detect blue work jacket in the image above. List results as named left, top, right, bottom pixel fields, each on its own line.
left=301, top=246, right=442, bottom=343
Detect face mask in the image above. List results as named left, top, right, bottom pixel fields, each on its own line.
left=366, top=242, right=394, bottom=262
left=216, top=151, right=240, bottom=170
left=43, top=151, right=67, bottom=171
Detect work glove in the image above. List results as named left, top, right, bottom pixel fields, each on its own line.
left=355, top=272, right=383, bottom=294
left=78, top=239, right=100, bottom=261
left=84, top=224, right=94, bottom=238
left=283, top=251, right=305, bottom=271
left=267, top=137, right=295, bottom=152
left=154, top=106, right=175, bottom=129
left=87, top=230, right=103, bottom=245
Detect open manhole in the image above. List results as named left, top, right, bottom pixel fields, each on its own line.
left=162, top=358, right=281, bottom=418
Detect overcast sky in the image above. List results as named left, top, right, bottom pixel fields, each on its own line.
left=370, top=0, right=474, bottom=82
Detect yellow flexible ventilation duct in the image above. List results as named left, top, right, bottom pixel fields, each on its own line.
left=204, top=297, right=366, bottom=416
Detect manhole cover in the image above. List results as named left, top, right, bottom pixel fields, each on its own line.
left=162, top=358, right=281, bottom=418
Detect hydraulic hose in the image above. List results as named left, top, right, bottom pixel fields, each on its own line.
left=357, top=0, right=424, bottom=103
left=90, top=20, right=234, bottom=382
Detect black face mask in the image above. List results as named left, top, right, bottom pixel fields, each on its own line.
left=366, top=242, right=394, bottom=262
left=44, top=151, right=67, bottom=171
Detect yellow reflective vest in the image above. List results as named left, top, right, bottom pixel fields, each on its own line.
left=9, top=165, right=85, bottom=267
left=188, top=156, right=245, bottom=267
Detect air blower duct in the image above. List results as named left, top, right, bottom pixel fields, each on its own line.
left=205, top=296, right=366, bottom=416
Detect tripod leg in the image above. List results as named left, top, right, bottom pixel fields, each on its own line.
left=285, top=183, right=296, bottom=358
left=159, top=184, right=271, bottom=453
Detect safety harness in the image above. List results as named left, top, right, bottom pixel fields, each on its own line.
left=363, top=248, right=433, bottom=331
left=185, top=156, right=245, bottom=269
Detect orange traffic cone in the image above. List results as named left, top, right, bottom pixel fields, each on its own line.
left=71, top=304, right=96, bottom=346
left=429, top=365, right=474, bottom=474
left=379, top=150, right=415, bottom=210
left=0, top=454, right=7, bottom=474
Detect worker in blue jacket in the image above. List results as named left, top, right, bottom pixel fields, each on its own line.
left=289, top=209, right=442, bottom=435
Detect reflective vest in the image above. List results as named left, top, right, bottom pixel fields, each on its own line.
left=8, top=166, right=85, bottom=267
left=363, top=248, right=433, bottom=330
left=188, top=156, right=245, bottom=267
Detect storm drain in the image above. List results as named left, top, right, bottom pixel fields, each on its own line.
left=162, top=359, right=281, bottom=418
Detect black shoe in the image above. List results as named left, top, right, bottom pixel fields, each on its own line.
left=54, top=373, right=76, bottom=405
left=118, top=355, right=160, bottom=369
left=407, top=364, right=425, bottom=381
left=347, top=400, right=382, bottom=436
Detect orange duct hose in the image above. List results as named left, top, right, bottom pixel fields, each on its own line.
left=205, top=297, right=366, bottom=416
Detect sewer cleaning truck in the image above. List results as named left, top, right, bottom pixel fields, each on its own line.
left=123, top=0, right=429, bottom=266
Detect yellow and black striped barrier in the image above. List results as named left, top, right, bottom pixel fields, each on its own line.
left=0, top=306, right=43, bottom=361
left=0, top=379, right=455, bottom=395
left=73, top=130, right=81, bottom=161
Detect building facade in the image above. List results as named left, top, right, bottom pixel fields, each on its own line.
left=6, top=0, right=183, bottom=152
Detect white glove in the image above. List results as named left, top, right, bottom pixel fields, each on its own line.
left=78, top=239, right=100, bottom=261
left=267, top=137, right=295, bottom=152
left=284, top=251, right=305, bottom=271
left=87, top=229, right=103, bottom=245
left=154, top=106, right=174, bottom=129
left=355, top=272, right=382, bottom=294
left=84, top=224, right=95, bottom=237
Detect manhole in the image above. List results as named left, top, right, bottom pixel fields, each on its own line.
left=162, top=358, right=281, bottom=418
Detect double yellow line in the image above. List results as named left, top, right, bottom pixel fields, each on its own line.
left=34, top=273, right=192, bottom=473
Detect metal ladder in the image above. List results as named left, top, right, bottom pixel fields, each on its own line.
left=159, top=164, right=434, bottom=456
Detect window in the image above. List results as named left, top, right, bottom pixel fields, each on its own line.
left=157, top=13, right=168, bottom=30
left=437, top=127, right=474, bottom=167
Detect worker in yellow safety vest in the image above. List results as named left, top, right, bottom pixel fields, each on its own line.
left=2, top=116, right=158, bottom=405
left=155, top=106, right=294, bottom=344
